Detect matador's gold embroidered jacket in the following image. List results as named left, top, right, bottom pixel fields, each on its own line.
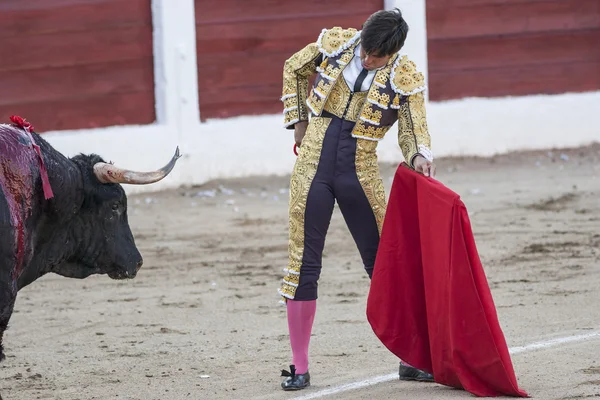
left=281, top=27, right=433, bottom=165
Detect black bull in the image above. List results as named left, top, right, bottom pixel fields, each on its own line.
left=0, top=122, right=181, bottom=361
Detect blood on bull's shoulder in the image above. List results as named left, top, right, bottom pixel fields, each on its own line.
left=0, top=118, right=181, bottom=362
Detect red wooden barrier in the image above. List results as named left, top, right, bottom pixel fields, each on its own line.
left=195, top=0, right=383, bottom=121
left=426, top=0, right=600, bottom=100
left=0, top=0, right=156, bottom=132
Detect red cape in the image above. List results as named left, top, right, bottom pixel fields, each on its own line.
left=366, top=163, right=528, bottom=397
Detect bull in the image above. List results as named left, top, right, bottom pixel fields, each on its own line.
left=0, top=116, right=181, bottom=361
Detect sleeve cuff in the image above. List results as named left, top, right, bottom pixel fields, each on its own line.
left=410, top=147, right=434, bottom=168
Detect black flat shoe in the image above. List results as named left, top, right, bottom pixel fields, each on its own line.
left=399, top=362, right=434, bottom=382
left=281, top=365, right=310, bottom=391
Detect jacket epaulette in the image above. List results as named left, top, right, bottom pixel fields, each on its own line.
left=390, top=55, right=427, bottom=96
left=316, top=27, right=361, bottom=58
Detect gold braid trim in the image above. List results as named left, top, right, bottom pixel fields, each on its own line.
left=282, top=43, right=321, bottom=128
left=355, top=139, right=387, bottom=234
left=351, top=121, right=388, bottom=141
left=398, top=91, right=432, bottom=165
left=279, top=117, right=331, bottom=303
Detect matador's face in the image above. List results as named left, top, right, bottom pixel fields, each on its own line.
left=360, top=46, right=392, bottom=71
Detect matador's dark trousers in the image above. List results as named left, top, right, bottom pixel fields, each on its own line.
left=279, top=113, right=387, bottom=301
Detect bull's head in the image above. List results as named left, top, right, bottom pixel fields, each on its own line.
left=58, top=148, right=181, bottom=281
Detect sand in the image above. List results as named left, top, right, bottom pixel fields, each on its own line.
left=1, top=143, right=600, bottom=400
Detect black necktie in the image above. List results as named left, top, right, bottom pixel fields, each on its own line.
left=353, top=68, right=368, bottom=92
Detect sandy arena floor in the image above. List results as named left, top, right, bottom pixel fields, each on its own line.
left=1, top=143, right=599, bottom=400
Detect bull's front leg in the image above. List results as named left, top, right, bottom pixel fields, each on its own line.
left=0, top=279, right=17, bottom=362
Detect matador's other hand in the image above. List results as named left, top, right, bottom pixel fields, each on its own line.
left=294, top=121, right=308, bottom=147
left=413, top=155, right=436, bottom=178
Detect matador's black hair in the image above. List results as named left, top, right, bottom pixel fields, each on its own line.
left=361, top=8, right=409, bottom=57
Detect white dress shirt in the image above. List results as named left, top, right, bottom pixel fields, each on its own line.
left=341, top=44, right=379, bottom=92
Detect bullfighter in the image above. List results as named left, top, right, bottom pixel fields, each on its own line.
left=277, top=8, right=437, bottom=390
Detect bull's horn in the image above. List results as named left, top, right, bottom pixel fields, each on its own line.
left=93, top=147, right=182, bottom=185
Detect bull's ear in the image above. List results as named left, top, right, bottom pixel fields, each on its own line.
left=93, top=147, right=181, bottom=185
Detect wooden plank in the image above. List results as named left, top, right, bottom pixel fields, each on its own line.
left=196, top=49, right=308, bottom=68
left=0, top=0, right=151, bottom=37
left=198, top=78, right=319, bottom=118
left=0, top=0, right=115, bottom=10
left=196, top=0, right=382, bottom=23
left=198, top=56, right=283, bottom=89
left=428, top=60, right=600, bottom=101
left=200, top=101, right=281, bottom=120
left=427, top=0, right=563, bottom=8
left=196, top=14, right=362, bottom=40
left=197, top=53, right=321, bottom=92
left=0, top=26, right=153, bottom=72
left=428, top=29, right=600, bottom=72
left=196, top=16, right=364, bottom=56
left=198, top=78, right=318, bottom=119
left=0, top=91, right=156, bottom=132
left=427, top=0, right=600, bottom=39
left=0, top=59, right=154, bottom=106
left=199, top=83, right=282, bottom=104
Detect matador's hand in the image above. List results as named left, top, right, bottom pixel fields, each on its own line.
left=413, top=155, right=436, bottom=178
left=294, top=121, right=308, bottom=147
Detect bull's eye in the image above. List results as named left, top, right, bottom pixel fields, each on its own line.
left=111, top=202, right=120, bottom=211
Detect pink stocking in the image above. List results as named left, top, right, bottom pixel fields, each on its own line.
left=286, top=299, right=317, bottom=375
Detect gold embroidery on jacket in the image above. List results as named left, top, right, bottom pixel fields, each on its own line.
left=337, top=50, right=354, bottom=66
left=352, top=121, right=388, bottom=141
left=359, top=104, right=383, bottom=126
left=296, top=62, right=318, bottom=121
left=282, top=43, right=321, bottom=127
left=324, top=63, right=342, bottom=80
left=323, top=78, right=367, bottom=122
left=319, top=58, right=328, bottom=70
left=391, top=94, right=400, bottom=109
left=317, top=79, right=334, bottom=97
left=367, top=90, right=391, bottom=110
left=307, top=91, right=324, bottom=115
left=307, top=65, right=344, bottom=115
left=397, top=91, right=431, bottom=163
left=351, top=67, right=391, bottom=136
left=346, top=92, right=368, bottom=122
left=279, top=117, right=331, bottom=301
left=408, top=92, right=429, bottom=142
left=373, top=70, right=389, bottom=88
left=303, top=42, right=359, bottom=119
left=285, top=109, right=300, bottom=125
left=282, top=96, right=297, bottom=111
left=391, top=55, right=426, bottom=96
left=317, top=27, right=360, bottom=57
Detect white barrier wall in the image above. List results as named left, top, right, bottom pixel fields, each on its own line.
left=44, top=0, right=600, bottom=195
